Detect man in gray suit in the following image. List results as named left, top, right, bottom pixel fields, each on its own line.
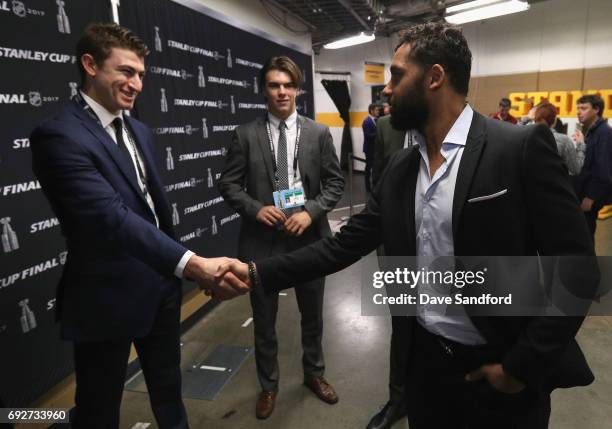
left=218, top=56, right=344, bottom=420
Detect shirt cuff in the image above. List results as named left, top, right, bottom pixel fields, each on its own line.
left=175, top=250, right=195, bottom=278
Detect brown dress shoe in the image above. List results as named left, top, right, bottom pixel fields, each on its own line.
left=304, top=376, right=339, bottom=404
left=256, top=390, right=277, bottom=419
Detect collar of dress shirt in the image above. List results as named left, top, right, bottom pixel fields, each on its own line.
left=80, top=90, right=122, bottom=129
left=411, top=104, right=474, bottom=149
left=268, top=109, right=298, bottom=130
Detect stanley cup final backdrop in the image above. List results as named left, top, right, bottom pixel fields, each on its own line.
left=0, top=0, right=313, bottom=408
left=119, top=0, right=314, bottom=264
left=0, top=0, right=110, bottom=407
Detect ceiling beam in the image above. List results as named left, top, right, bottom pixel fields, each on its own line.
left=336, top=0, right=372, bottom=31
left=260, top=0, right=318, bottom=31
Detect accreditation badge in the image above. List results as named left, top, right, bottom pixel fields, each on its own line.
left=273, top=188, right=306, bottom=210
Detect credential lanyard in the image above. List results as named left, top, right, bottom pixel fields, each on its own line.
left=265, top=115, right=301, bottom=192
left=73, top=92, right=152, bottom=204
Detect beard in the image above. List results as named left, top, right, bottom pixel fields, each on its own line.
left=389, top=73, right=429, bottom=132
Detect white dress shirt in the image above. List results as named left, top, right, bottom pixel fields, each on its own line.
left=80, top=91, right=193, bottom=278
left=413, top=104, right=487, bottom=345
left=267, top=110, right=303, bottom=190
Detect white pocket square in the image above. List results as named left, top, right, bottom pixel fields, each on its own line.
left=468, top=189, right=508, bottom=203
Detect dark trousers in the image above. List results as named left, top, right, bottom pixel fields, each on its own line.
left=72, top=287, right=188, bottom=429
left=405, top=322, right=551, bottom=429
left=388, top=316, right=409, bottom=405
left=364, top=149, right=374, bottom=193
left=584, top=199, right=604, bottom=239
left=250, top=278, right=325, bottom=391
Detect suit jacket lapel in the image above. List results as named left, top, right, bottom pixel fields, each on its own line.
left=69, top=101, right=147, bottom=205
left=124, top=116, right=173, bottom=231
left=255, top=116, right=277, bottom=189
left=404, top=146, right=420, bottom=255
left=452, top=112, right=486, bottom=243
left=296, top=115, right=312, bottom=195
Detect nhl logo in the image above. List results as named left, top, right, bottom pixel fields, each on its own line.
left=181, top=69, right=187, bottom=80
left=12, top=0, right=26, bottom=18
left=59, top=251, right=68, bottom=265
left=29, top=91, right=42, bottom=107
left=185, top=125, right=192, bottom=135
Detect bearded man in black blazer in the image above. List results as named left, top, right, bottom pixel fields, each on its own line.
left=219, top=22, right=596, bottom=429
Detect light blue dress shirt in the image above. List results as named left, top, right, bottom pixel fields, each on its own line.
left=413, top=104, right=487, bottom=345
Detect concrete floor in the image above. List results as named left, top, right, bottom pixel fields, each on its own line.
left=119, top=174, right=612, bottom=428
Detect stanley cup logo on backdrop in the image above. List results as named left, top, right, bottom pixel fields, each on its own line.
left=69, top=82, right=78, bottom=98
left=172, top=203, right=180, bottom=226
left=160, top=88, right=168, bottom=112
left=154, top=26, right=162, bottom=52
left=56, top=0, right=71, bottom=34
left=198, top=66, right=206, bottom=87
left=253, top=76, right=258, bottom=94
left=226, top=48, right=232, bottom=68
left=166, top=147, right=175, bottom=171
left=19, top=299, right=37, bottom=334
left=207, top=168, right=213, bottom=188
left=211, top=215, right=218, bottom=235
left=202, top=118, right=208, bottom=139
left=12, top=0, right=26, bottom=18
left=230, top=95, right=236, bottom=114
left=29, top=91, right=42, bottom=107
left=1, top=217, right=19, bottom=253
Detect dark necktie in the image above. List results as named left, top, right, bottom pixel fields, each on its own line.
left=277, top=121, right=289, bottom=190
left=111, top=117, right=146, bottom=186
left=111, top=117, right=131, bottom=159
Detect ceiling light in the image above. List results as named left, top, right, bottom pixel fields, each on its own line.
left=445, top=0, right=530, bottom=24
left=323, top=32, right=376, bottom=49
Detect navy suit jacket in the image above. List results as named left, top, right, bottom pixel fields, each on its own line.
left=362, top=115, right=377, bottom=155
left=30, top=100, right=187, bottom=341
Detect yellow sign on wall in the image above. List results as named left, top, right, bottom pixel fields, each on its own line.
left=364, top=62, right=385, bottom=84
left=509, top=89, right=612, bottom=117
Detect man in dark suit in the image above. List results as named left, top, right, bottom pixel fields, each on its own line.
left=30, top=23, right=246, bottom=429
left=362, top=103, right=379, bottom=192
left=219, top=22, right=596, bottom=428
left=218, top=56, right=344, bottom=419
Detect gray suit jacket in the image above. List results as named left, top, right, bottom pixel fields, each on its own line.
left=219, top=114, right=344, bottom=261
left=373, top=115, right=406, bottom=187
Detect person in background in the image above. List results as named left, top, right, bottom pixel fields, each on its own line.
left=573, top=94, right=612, bottom=238
left=534, top=102, right=580, bottom=175
left=381, top=102, right=391, bottom=116
left=363, top=103, right=380, bottom=192
left=490, top=97, right=518, bottom=124
left=218, top=55, right=344, bottom=420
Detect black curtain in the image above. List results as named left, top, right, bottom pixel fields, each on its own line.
left=321, top=79, right=352, bottom=170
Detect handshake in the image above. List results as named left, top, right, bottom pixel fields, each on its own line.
left=184, top=255, right=254, bottom=300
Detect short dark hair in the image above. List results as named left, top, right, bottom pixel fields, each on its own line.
left=76, top=22, right=149, bottom=85
left=577, top=94, right=604, bottom=117
left=499, top=98, right=511, bottom=108
left=368, top=103, right=378, bottom=114
left=259, top=56, right=303, bottom=92
left=395, top=22, right=472, bottom=96
left=534, top=102, right=557, bottom=127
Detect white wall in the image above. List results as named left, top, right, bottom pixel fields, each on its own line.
left=190, top=0, right=312, bottom=53
left=464, top=0, right=612, bottom=76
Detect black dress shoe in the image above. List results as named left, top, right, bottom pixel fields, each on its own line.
left=366, top=401, right=407, bottom=429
